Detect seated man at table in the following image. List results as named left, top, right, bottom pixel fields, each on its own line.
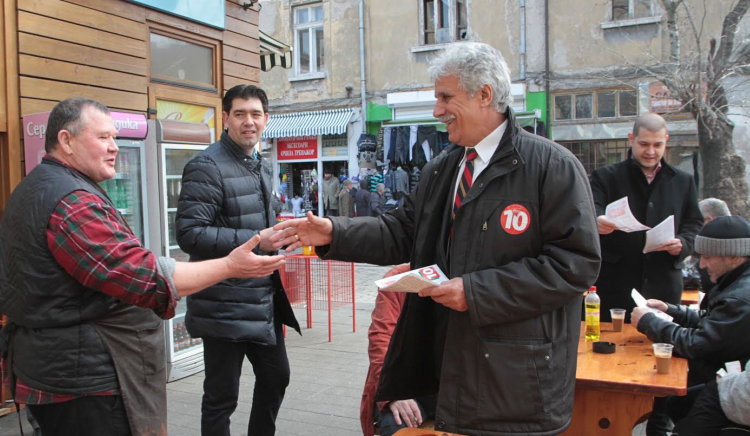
left=632, top=216, right=750, bottom=428
left=672, top=358, right=750, bottom=436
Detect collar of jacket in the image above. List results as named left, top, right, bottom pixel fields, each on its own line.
left=626, top=148, right=675, bottom=183
left=220, top=131, right=261, bottom=168
left=715, top=258, right=750, bottom=294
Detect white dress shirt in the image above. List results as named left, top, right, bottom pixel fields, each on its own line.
left=452, top=120, right=508, bottom=207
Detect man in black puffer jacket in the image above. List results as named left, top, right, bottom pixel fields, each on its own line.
left=176, top=85, right=300, bottom=436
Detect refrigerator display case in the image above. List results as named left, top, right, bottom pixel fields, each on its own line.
left=145, top=119, right=211, bottom=382
left=101, top=140, right=148, bottom=245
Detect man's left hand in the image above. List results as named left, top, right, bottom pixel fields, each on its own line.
left=655, top=238, right=682, bottom=256
left=418, top=277, right=468, bottom=312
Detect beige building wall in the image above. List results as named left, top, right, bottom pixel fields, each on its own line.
left=260, top=0, right=363, bottom=108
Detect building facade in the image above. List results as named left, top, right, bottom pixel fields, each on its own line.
left=260, top=0, right=750, bottom=202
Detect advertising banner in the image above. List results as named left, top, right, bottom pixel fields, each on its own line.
left=278, top=136, right=318, bottom=160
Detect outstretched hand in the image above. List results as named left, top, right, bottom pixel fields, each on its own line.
left=225, top=234, right=286, bottom=278
left=270, top=212, right=333, bottom=252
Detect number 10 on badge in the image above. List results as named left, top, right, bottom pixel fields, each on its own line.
left=501, top=204, right=530, bottom=235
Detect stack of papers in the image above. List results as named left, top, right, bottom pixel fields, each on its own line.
left=374, top=265, right=449, bottom=293
left=605, top=197, right=675, bottom=253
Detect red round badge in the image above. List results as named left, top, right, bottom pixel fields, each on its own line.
left=501, top=204, right=531, bottom=235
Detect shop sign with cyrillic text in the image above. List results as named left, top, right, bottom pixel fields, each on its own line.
left=277, top=136, right=318, bottom=160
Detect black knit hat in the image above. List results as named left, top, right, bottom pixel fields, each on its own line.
left=695, top=216, right=750, bottom=257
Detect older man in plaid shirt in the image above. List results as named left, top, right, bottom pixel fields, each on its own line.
left=0, top=98, right=285, bottom=436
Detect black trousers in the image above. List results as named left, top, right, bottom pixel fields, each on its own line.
left=201, top=323, right=290, bottom=436
left=672, top=380, right=750, bottom=436
left=28, top=395, right=130, bottom=436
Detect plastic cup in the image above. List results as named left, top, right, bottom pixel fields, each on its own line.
left=610, top=309, right=626, bottom=332
left=653, top=343, right=674, bottom=374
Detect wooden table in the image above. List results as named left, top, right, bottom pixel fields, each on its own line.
left=562, top=322, right=688, bottom=435
left=394, top=429, right=465, bottom=436
left=682, top=289, right=700, bottom=305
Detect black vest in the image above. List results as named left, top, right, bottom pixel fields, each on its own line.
left=0, top=158, right=120, bottom=394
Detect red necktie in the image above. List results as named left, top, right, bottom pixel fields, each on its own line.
left=452, top=148, right=478, bottom=220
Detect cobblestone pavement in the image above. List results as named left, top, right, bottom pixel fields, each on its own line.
left=0, top=262, right=649, bottom=436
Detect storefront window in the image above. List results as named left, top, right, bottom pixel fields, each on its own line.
left=575, top=94, right=593, bottom=119
left=322, top=133, right=347, bottom=157
left=150, top=32, right=214, bottom=90
left=554, top=95, right=572, bottom=120
left=620, top=90, right=638, bottom=116
left=560, top=139, right=631, bottom=174
left=597, top=92, right=616, bottom=118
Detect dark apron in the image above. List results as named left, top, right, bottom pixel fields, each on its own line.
left=92, top=302, right=167, bottom=436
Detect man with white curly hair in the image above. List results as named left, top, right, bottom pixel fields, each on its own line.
left=271, top=42, right=600, bottom=435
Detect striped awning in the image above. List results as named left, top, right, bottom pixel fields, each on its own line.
left=263, top=109, right=355, bottom=139
left=260, top=30, right=292, bottom=72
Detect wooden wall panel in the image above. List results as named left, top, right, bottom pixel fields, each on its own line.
left=18, top=11, right=146, bottom=58
left=1, top=0, right=22, bottom=217
left=226, top=16, right=258, bottom=39
left=63, top=0, right=146, bottom=23
left=19, top=0, right=145, bottom=40
left=224, top=45, right=260, bottom=69
left=223, top=30, right=259, bottom=54
left=18, top=33, right=148, bottom=76
left=20, top=77, right=147, bottom=112
left=225, top=1, right=258, bottom=26
left=223, top=60, right=260, bottom=81
left=224, top=73, right=259, bottom=89
left=21, top=97, right=56, bottom=115
left=20, top=55, right=147, bottom=93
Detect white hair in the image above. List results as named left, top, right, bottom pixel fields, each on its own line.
left=428, top=42, right=513, bottom=114
left=699, top=198, right=731, bottom=220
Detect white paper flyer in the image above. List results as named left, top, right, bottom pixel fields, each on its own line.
left=605, top=197, right=651, bottom=233
left=374, top=265, right=449, bottom=293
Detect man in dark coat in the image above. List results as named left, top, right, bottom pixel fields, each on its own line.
left=176, top=85, right=300, bottom=436
left=354, top=178, right=371, bottom=217
left=592, top=112, right=703, bottom=324
left=272, top=42, right=601, bottom=435
left=592, top=113, right=703, bottom=436
left=632, top=216, right=750, bottom=433
left=370, top=183, right=385, bottom=217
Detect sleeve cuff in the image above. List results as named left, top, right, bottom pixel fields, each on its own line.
left=156, top=256, right=180, bottom=301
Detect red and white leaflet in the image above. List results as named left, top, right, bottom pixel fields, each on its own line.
left=374, top=264, right=449, bottom=293
left=605, top=197, right=651, bottom=233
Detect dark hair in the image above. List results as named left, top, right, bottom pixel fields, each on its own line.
left=45, top=98, right=110, bottom=152
left=222, top=84, right=269, bottom=115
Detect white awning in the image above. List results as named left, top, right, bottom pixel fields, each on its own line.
left=260, top=30, right=292, bottom=72
left=263, top=109, right=355, bottom=139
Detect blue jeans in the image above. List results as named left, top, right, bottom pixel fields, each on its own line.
left=375, top=395, right=437, bottom=436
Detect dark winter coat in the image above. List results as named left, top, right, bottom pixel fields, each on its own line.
left=638, top=260, right=750, bottom=386
left=369, top=192, right=384, bottom=217
left=590, top=153, right=703, bottom=322
left=317, top=109, right=601, bottom=435
left=355, top=180, right=371, bottom=217
left=338, top=187, right=355, bottom=218
left=176, top=132, right=299, bottom=343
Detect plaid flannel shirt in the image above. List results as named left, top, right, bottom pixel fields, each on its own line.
left=2, top=171, right=176, bottom=404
